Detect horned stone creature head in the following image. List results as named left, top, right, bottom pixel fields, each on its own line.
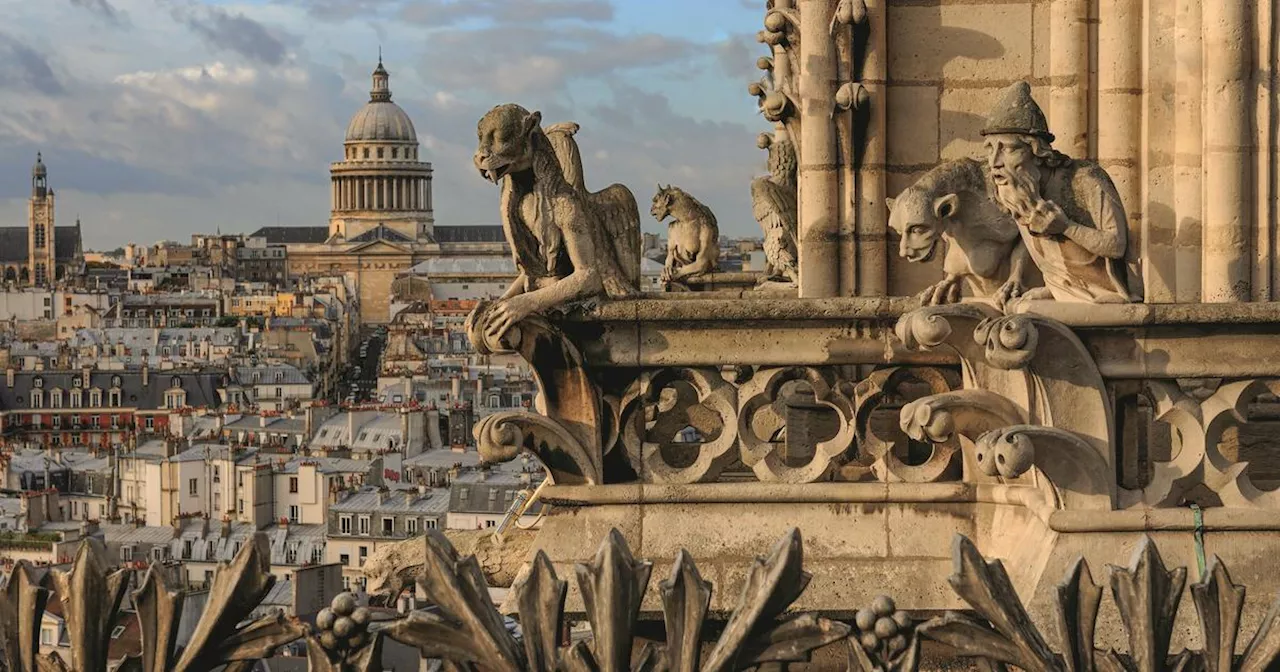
left=474, top=103, right=543, bottom=184
left=650, top=184, right=680, bottom=222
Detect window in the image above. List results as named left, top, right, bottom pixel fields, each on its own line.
left=376, top=147, right=384, bottom=158
left=358, top=516, right=370, bottom=535
left=362, top=148, right=369, bottom=159
left=342, top=576, right=351, bottom=590
left=111, top=626, right=126, bottom=639
left=485, top=520, right=496, bottom=528
left=30, top=391, right=42, bottom=409
left=213, top=466, right=220, bottom=483
left=382, top=517, right=393, bottom=535
left=89, top=390, right=101, bottom=407
left=50, top=390, right=62, bottom=408
left=285, top=543, right=297, bottom=564
left=289, top=477, right=298, bottom=493
left=358, top=546, right=368, bottom=566
left=109, top=390, right=120, bottom=406
left=339, top=515, right=351, bottom=534
left=425, top=518, right=437, bottom=530
left=30, top=414, right=41, bottom=428
left=41, top=629, right=53, bottom=646
left=238, top=499, right=244, bottom=514
left=91, top=416, right=100, bottom=428
left=340, top=553, right=350, bottom=566
left=52, top=415, right=60, bottom=429
left=151, top=547, right=164, bottom=562
left=182, top=539, right=193, bottom=559
left=145, top=417, right=153, bottom=430
left=275, top=387, right=282, bottom=399
left=72, top=415, right=81, bottom=428
left=70, top=390, right=81, bottom=407
left=289, top=505, right=299, bottom=523
left=188, top=479, right=198, bottom=496
left=121, top=545, right=133, bottom=560
left=406, top=518, right=418, bottom=534
left=311, top=547, right=323, bottom=564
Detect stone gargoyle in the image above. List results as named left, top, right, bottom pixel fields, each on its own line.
left=650, top=184, right=720, bottom=285
left=472, top=105, right=642, bottom=341
left=888, top=157, right=1036, bottom=307
left=752, top=131, right=799, bottom=285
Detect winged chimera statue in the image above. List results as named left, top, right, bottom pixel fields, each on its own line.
left=752, top=131, right=799, bottom=285
left=472, top=104, right=642, bottom=340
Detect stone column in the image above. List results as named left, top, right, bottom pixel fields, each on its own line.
left=1049, top=0, right=1090, bottom=157
left=1202, top=0, right=1253, bottom=302
left=856, top=0, right=888, bottom=296
left=1173, top=0, right=1203, bottom=302
left=1097, top=0, right=1143, bottom=298
left=1254, top=0, right=1275, bottom=299
left=1143, top=1, right=1178, bottom=302
left=796, top=0, right=840, bottom=298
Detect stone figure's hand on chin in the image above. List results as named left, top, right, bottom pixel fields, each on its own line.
left=1026, top=201, right=1068, bottom=236
left=485, top=295, right=538, bottom=341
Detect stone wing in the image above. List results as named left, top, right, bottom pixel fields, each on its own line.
left=751, top=177, right=798, bottom=245
left=545, top=121, right=641, bottom=296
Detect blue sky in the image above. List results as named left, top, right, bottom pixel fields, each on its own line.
left=0, top=0, right=770, bottom=248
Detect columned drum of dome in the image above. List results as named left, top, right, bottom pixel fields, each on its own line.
left=328, top=59, right=434, bottom=242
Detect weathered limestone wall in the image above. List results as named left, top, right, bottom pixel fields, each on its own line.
left=879, top=0, right=1279, bottom=303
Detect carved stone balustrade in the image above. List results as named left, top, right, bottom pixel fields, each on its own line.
left=467, top=295, right=1280, bottom=636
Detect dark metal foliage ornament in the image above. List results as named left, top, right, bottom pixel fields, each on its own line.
left=306, top=592, right=384, bottom=672
left=918, top=535, right=1280, bottom=672
left=5, top=527, right=1280, bottom=671
left=384, top=528, right=848, bottom=671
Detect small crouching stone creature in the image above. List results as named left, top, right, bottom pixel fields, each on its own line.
left=888, top=158, right=1036, bottom=308
left=651, top=184, right=720, bottom=285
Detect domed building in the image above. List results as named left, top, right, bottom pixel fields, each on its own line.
left=252, top=60, right=507, bottom=323
left=329, top=60, right=434, bottom=242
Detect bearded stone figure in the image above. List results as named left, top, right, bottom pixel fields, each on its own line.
left=981, top=82, right=1141, bottom=303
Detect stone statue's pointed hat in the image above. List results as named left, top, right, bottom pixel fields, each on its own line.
left=981, top=81, right=1054, bottom=143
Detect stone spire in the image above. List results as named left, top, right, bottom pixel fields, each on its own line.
left=32, top=152, right=48, bottom=197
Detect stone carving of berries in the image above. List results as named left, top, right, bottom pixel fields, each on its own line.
left=315, top=592, right=370, bottom=655
left=850, top=595, right=917, bottom=671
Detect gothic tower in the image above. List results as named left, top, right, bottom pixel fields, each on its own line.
left=28, top=153, right=55, bottom=287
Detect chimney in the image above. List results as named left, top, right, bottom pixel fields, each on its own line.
left=5, top=368, right=12, bottom=388
left=475, top=377, right=484, bottom=407
left=450, top=377, right=461, bottom=401
left=221, top=517, right=232, bottom=538
left=81, top=365, right=91, bottom=389
left=141, top=362, right=149, bottom=387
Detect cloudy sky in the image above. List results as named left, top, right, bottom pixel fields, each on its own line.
left=0, top=0, right=769, bottom=249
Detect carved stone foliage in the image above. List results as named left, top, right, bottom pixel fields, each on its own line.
left=895, top=303, right=1116, bottom=510
left=0, top=534, right=307, bottom=672
left=919, top=535, right=1280, bottom=672
left=384, top=528, right=848, bottom=671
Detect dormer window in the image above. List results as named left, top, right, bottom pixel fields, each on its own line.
left=108, top=390, right=121, bottom=407
left=89, top=389, right=102, bottom=407
left=275, top=371, right=284, bottom=383
left=33, top=377, right=43, bottom=389
left=171, top=376, right=182, bottom=389
left=30, top=391, right=42, bottom=409
left=73, top=377, right=82, bottom=389
left=111, top=375, right=122, bottom=388
left=49, top=390, right=62, bottom=408
left=70, top=390, right=82, bottom=407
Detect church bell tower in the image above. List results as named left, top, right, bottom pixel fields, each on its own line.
left=28, top=153, right=55, bottom=287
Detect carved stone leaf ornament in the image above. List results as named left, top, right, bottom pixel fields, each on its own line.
left=0, top=562, right=48, bottom=672
left=384, top=528, right=846, bottom=672
left=918, top=535, right=1280, bottom=672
